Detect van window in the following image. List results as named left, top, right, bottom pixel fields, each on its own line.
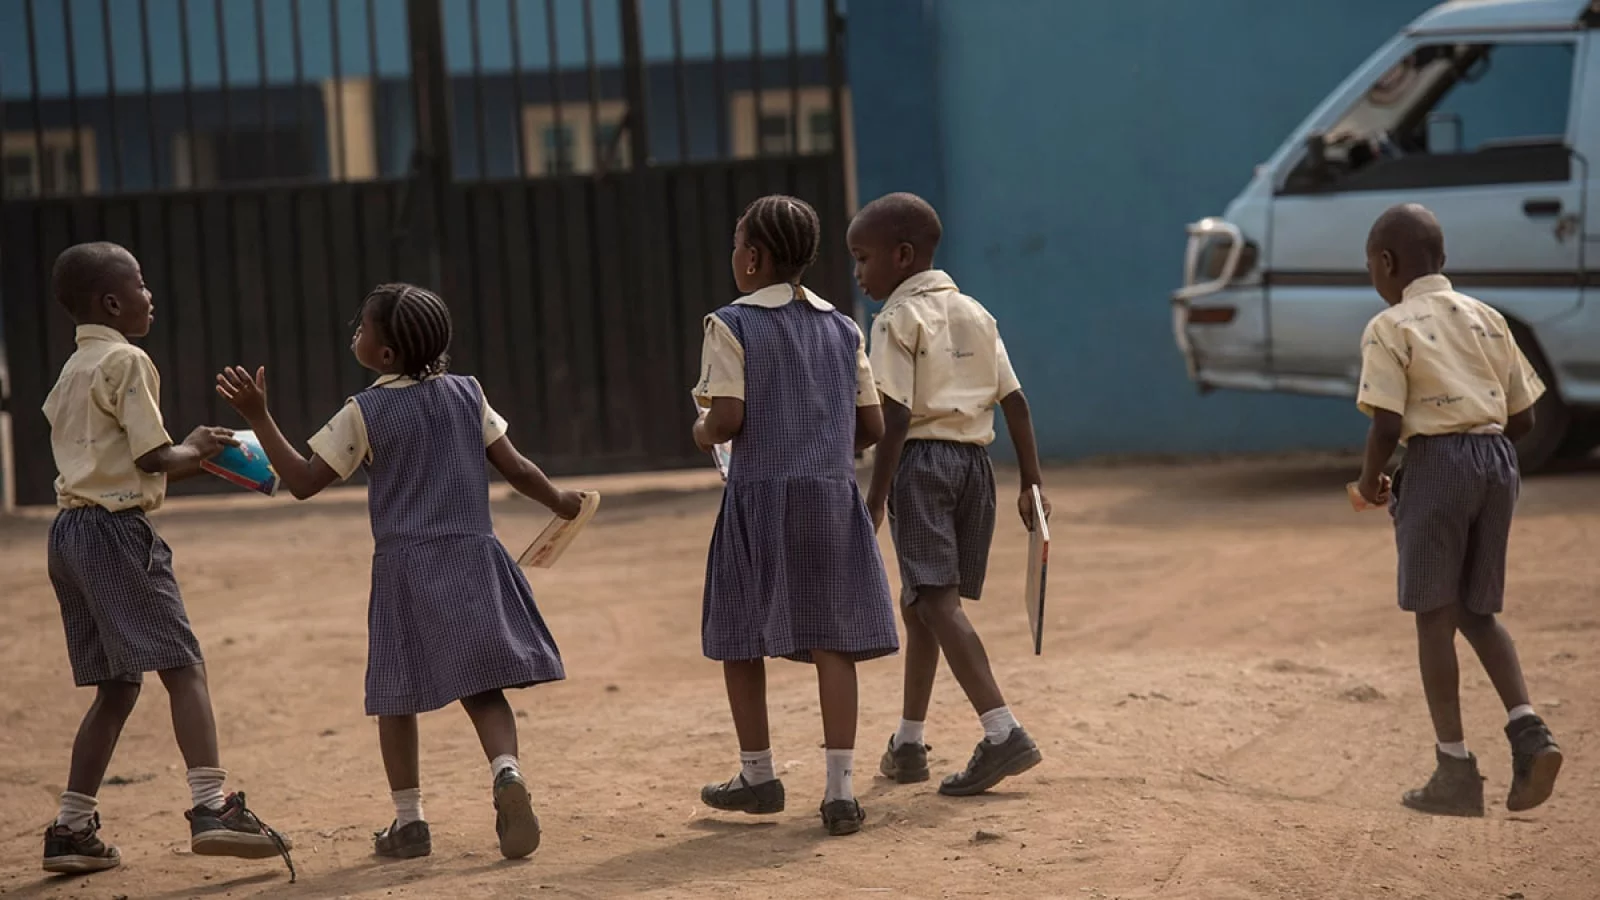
left=1282, top=41, right=1575, bottom=194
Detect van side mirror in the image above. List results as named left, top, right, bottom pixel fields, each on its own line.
left=1425, top=112, right=1462, bottom=154
left=1303, top=132, right=1330, bottom=179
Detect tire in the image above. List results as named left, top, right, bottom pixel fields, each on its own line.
left=1510, top=326, right=1568, bottom=474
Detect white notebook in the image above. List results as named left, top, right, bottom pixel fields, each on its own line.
left=516, top=491, right=601, bottom=568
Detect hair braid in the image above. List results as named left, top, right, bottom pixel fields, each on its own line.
left=739, top=194, right=821, bottom=282
left=359, top=282, right=454, bottom=379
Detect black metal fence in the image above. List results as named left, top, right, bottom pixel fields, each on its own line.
left=1, top=0, right=851, bottom=506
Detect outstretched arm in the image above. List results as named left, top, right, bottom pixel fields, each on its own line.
left=216, top=366, right=340, bottom=500
left=135, top=427, right=240, bottom=482
left=487, top=436, right=584, bottom=518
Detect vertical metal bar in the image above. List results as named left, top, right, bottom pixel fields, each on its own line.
left=506, top=0, right=528, bottom=178
left=290, top=0, right=311, bottom=178
left=824, top=0, right=845, bottom=187
left=177, top=0, right=199, bottom=187
left=468, top=0, right=488, bottom=179
left=254, top=0, right=276, bottom=178
left=618, top=0, right=648, bottom=169
left=407, top=0, right=454, bottom=289
left=24, top=0, right=46, bottom=196
left=749, top=0, right=762, bottom=158
left=100, top=0, right=123, bottom=192
left=669, top=0, right=688, bottom=162
left=543, top=0, right=564, bottom=175
left=711, top=0, right=726, bottom=157
left=330, top=0, right=348, bottom=180
left=138, top=0, right=159, bottom=188
left=365, top=0, right=387, bottom=178
left=580, top=0, right=602, bottom=174
left=61, top=0, right=87, bottom=194
left=214, top=0, right=233, bottom=180
left=786, top=0, right=799, bottom=155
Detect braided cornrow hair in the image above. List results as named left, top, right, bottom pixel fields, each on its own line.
left=357, top=283, right=454, bottom=380
left=738, top=194, right=822, bottom=282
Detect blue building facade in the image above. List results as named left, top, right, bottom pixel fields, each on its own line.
left=847, top=0, right=1441, bottom=460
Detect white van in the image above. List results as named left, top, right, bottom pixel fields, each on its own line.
left=1174, top=0, right=1600, bottom=470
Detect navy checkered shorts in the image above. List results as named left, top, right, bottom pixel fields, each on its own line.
left=888, top=439, right=997, bottom=606
left=1390, top=433, right=1520, bottom=615
left=48, top=507, right=204, bottom=686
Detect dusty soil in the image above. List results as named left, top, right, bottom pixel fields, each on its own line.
left=1, top=456, right=1596, bottom=899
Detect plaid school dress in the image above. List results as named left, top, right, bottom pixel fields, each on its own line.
left=355, top=375, right=565, bottom=716
left=701, top=298, right=899, bottom=664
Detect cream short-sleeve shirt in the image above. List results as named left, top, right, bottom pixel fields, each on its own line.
left=693, top=282, right=878, bottom=408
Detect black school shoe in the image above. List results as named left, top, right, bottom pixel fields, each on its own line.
left=374, top=819, right=433, bottom=859
left=188, top=792, right=297, bottom=881
left=819, top=799, right=865, bottom=836
left=939, top=727, right=1043, bottom=797
left=42, top=813, right=121, bottom=875
left=700, top=773, right=786, bottom=814
left=1401, top=750, right=1485, bottom=817
left=1506, top=715, right=1563, bottom=812
left=879, top=736, right=931, bottom=784
left=493, top=768, right=542, bottom=860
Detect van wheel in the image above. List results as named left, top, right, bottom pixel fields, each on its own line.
left=1555, top=413, right=1600, bottom=461
left=1512, top=329, right=1568, bottom=474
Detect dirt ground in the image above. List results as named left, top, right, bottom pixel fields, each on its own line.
left=1, top=455, right=1597, bottom=900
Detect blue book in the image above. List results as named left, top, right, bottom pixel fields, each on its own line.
left=200, top=430, right=280, bottom=496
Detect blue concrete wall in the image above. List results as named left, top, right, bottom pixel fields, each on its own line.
left=848, top=0, right=1438, bottom=460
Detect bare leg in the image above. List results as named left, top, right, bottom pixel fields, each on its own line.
left=157, top=665, right=219, bottom=769
left=813, top=650, right=858, bottom=751
left=65, top=682, right=142, bottom=796
left=1415, top=606, right=1465, bottom=744
left=916, top=587, right=1006, bottom=715
left=377, top=715, right=420, bottom=791
left=723, top=660, right=770, bottom=752
left=899, top=600, right=941, bottom=723
left=1457, top=612, right=1532, bottom=712
left=460, top=690, right=519, bottom=762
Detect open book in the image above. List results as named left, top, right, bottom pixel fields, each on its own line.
left=516, top=491, right=601, bottom=568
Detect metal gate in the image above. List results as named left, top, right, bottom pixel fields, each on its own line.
left=0, top=0, right=852, bottom=507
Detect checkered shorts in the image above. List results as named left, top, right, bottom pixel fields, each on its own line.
left=1390, top=433, right=1520, bottom=615
left=888, top=440, right=996, bottom=606
left=48, top=507, right=204, bottom=685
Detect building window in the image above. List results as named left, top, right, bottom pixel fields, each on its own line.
left=173, top=128, right=317, bottom=189
left=1, top=129, right=98, bottom=198
left=522, top=101, right=631, bottom=176
left=730, top=87, right=849, bottom=160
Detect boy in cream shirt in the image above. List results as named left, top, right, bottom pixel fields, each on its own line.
left=1355, top=204, right=1561, bottom=817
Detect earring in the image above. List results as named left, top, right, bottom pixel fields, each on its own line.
left=746, top=265, right=757, bottom=275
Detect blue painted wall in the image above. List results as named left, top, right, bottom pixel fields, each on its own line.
left=848, top=0, right=1440, bottom=460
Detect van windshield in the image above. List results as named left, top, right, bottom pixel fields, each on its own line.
left=1289, top=41, right=1574, bottom=189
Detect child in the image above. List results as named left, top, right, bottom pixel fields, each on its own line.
left=1354, top=203, right=1562, bottom=816
left=693, top=195, right=900, bottom=836
left=214, top=283, right=581, bottom=860
left=849, top=192, right=1048, bottom=796
left=40, top=242, right=293, bottom=877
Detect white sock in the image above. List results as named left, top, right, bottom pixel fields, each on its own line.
left=824, top=749, right=854, bottom=803
left=490, top=754, right=521, bottom=781
left=1438, top=741, right=1470, bottom=760
left=186, top=766, right=228, bottom=811
left=892, top=719, right=925, bottom=749
left=1508, top=704, right=1536, bottom=723
left=979, top=707, right=1020, bottom=745
left=739, top=749, right=776, bottom=785
left=392, top=788, right=424, bottom=827
left=56, top=791, right=98, bottom=832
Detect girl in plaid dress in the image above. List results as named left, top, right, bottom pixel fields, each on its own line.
left=216, top=284, right=583, bottom=862
left=693, top=195, right=900, bottom=836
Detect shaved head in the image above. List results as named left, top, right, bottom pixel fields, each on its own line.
left=1368, top=203, right=1445, bottom=273
left=52, top=241, right=138, bottom=320
left=849, top=192, right=943, bottom=259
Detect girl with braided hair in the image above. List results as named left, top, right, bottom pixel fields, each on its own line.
left=215, top=282, right=582, bottom=862
left=693, top=195, right=900, bottom=836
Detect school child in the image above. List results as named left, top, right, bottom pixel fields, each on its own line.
left=1354, top=203, right=1562, bottom=816
left=693, top=194, right=900, bottom=836
left=214, top=283, right=580, bottom=859
left=40, top=242, right=293, bottom=877
left=849, top=192, right=1048, bottom=796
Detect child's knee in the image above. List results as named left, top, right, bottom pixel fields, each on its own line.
left=460, top=689, right=508, bottom=712
left=95, top=681, right=141, bottom=715
left=910, top=587, right=961, bottom=626
left=156, top=663, right=208, bottom=691
left=1457, top=610, right=1497, bottom=639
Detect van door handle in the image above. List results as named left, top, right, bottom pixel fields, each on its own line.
left=1524, top=198, right=1563, bottom=218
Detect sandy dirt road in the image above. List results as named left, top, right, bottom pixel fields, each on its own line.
left=1, top=455, right=1596, bottom=899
